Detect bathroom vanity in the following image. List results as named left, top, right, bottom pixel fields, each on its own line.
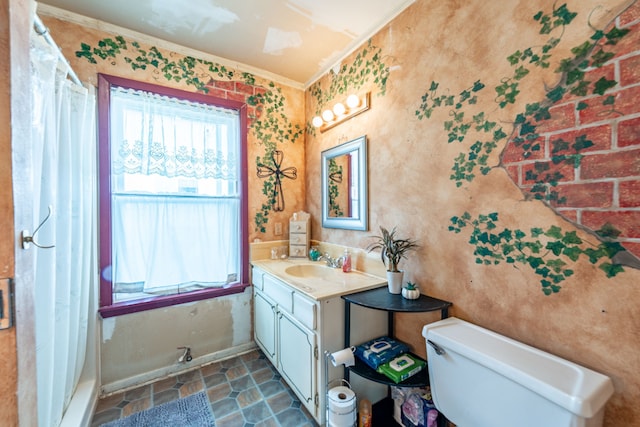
left=251, top=259, right=389, bottom=425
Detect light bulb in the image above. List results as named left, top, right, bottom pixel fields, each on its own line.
left=346, top=94, right=360, bottom=109
left=322, top=109, right=335, bottom=122
left=333, top=102, right=346, bottom=116
left=312, top=116, right=324, bottom=127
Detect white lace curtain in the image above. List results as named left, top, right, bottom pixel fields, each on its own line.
left=110, top=86, right=239, bottom=181
left=109, top=87, right=241, bottom=297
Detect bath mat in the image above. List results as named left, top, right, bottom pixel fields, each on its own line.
left=101, top=391, right=215, bottom=427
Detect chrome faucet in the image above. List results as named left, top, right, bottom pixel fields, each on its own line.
left=319, top=253, right=343, bottom=268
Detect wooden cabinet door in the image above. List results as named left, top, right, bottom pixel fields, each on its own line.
left=254, top=289, right=277, bottom=363
left=278, top=310, right=316, bottom=410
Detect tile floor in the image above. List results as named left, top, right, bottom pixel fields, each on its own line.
left=90, top=349, right=318, bottom=427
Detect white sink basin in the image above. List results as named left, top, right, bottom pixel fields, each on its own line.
left=284, top=264, right=338, bottom=278
left=252, top=259, right=387, bottom=300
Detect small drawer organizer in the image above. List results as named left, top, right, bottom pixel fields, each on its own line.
left=289, top=211, right=310, bottom=258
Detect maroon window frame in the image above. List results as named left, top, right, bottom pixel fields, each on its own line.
left=97, top=74, right=250, bottom=318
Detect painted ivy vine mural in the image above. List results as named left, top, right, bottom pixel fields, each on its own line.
left=327, top=158, right=345, bottom=217
left=77, top=37, right=235, bottom=90
left=248, top=83, right=303, bottom=232
left=449, top=212, right=626, bottom=294
left=416, top=3, right=633, bottom=294
left=308, top=40, right=391, bottom=134
left=76, top=36, right=303, bottom=233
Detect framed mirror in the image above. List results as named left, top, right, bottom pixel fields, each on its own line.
left=321, top=135, right=368, bottom=230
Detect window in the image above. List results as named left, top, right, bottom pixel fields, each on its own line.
left=98, top=74, right=249, bottom=317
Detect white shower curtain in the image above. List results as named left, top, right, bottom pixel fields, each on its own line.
left=30, top=25, right=97, bottom=427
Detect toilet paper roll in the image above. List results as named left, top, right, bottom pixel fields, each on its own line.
left=330, top=347, right=355, bottom=367
left=328, top=386, right=356, bottom=427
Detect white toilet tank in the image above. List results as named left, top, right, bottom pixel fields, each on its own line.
left=422, top=317, right=614, bottom=427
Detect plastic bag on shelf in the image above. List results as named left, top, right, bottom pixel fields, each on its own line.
left=401, top=391, right=439, bottom=427
left=391, top=386, right=429, bottom=425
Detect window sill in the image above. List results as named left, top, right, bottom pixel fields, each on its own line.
left=99, top=282, right=250, bottom=318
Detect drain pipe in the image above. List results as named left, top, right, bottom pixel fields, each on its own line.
left=177, top=347, right=192, bottom=363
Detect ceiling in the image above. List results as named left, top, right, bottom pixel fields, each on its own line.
left=38, top=0, right=415, bottom=87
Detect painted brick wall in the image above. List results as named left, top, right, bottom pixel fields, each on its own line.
left=503, top=3, right=640, bottom=259
left=204, top=79, right=266, bottom=127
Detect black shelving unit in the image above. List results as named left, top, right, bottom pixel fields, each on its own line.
left=342, top=286, right=452, bottom=426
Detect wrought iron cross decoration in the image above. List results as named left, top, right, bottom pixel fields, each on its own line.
left=329, top=159, right=343, bottom=184
left=257, top=150, right=297, bottom=212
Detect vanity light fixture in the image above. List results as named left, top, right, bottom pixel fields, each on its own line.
left=312, top=92, right=370, bottom=133
left=333, top=102, right=346, bottom=116
left=312, top=116, right=324, bottom=128
left=322, top=109, right=335, bottom=122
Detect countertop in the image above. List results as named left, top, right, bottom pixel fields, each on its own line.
left=251, top=258, right=386, bottom=300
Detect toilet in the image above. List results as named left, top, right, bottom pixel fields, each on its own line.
left=422, top=317, right=614, bottom=427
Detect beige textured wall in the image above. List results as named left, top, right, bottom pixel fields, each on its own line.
left=0, top=0, right=18, bottom=424
left=42, top=15, right=306, bottom=243
left=100, top=293, right=253, bottom=390
left=2, top=0, right=38, bottom=424
left=38, top=1, right=640, bottom=424
left=306, top=0, right=640, bottom=425
left=40, top=15, right=306, bottom=389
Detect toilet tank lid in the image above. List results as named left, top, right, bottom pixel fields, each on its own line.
left=422, top=317, right=614, bottom=418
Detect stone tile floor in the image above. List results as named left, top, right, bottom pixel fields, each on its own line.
left=90, top=349, right=318, bottom=427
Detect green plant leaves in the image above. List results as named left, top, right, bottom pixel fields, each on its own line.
left=534, top=3, right=577, bottom=34
left=593, top=77, right=617, bottom=95
left=449, top=212, right=626, bottom=294
left=366, top=226, right=419, bottom=272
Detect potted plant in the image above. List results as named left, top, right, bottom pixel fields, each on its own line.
left=367, top=226, right=419, bottom=294
left=402, top=282, right=421, bottom=300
